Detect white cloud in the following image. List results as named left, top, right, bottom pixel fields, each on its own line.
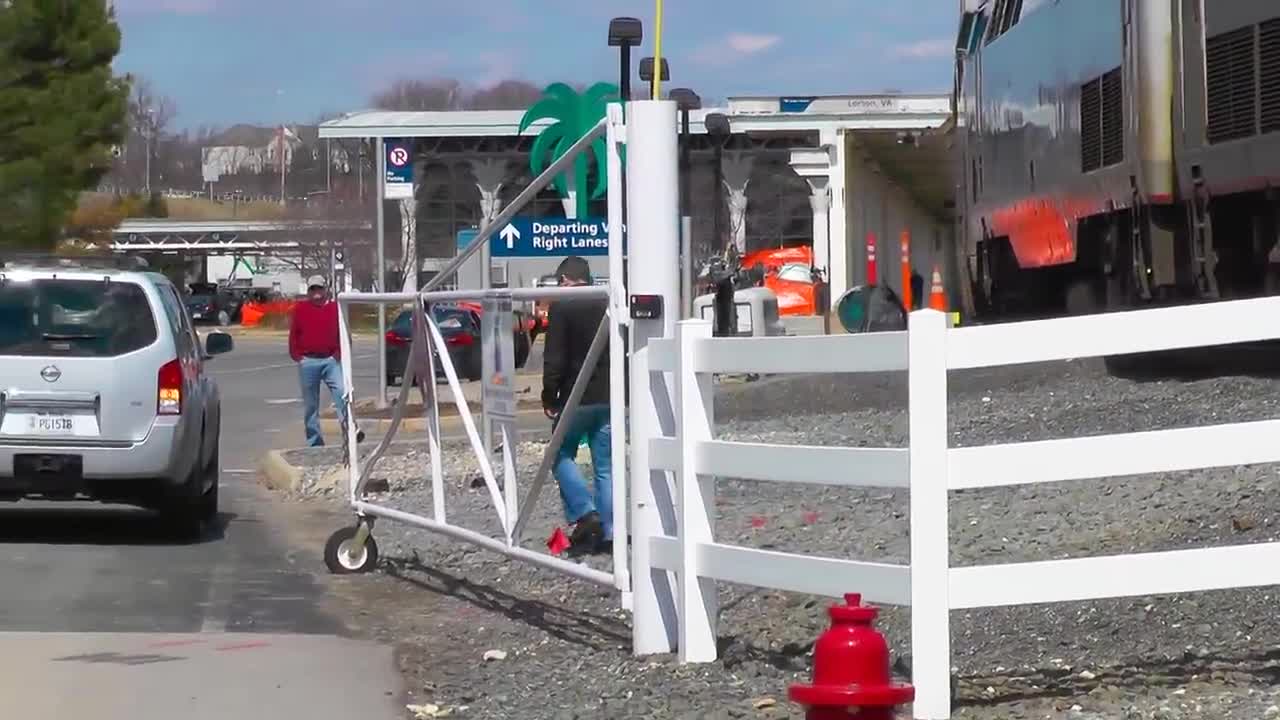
left=694, top=32, right=781, bottom=67
left=890, top=38, right=953, bottom=60
left=726, top=33, right=781, bottom=54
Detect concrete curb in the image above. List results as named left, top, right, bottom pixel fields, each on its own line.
left=258, top=448, right=304, bottom=493
left=319, top=408, right=545, bottom=434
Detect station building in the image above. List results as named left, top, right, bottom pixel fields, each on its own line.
left=318, top=93, right=955, bottom=312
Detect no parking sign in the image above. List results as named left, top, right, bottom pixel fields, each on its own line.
left=384, top=139, right=414, bottom=200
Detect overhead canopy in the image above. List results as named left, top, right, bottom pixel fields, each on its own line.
left=317, top=94, right=952, bottom=140
left=854, top=125, right=955, bottom=222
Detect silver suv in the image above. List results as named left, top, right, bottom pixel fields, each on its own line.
left=0, top=256, right=233, bottom=538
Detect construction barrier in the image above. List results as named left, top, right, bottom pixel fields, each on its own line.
left=239, top=299, right=296, bottom=327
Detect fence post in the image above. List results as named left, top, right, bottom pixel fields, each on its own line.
left=676, top=319, right=717, bottom=663
left=908, top=308, right=952, bottom=719
left=628, top=99, right=683, bottom=656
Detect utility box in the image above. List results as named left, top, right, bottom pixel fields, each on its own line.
left=693, top=286, right=787, bottom=337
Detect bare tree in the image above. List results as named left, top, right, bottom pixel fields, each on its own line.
left=370, top=76, right=550, bottom=112
left=468, top=80, right=543, bottom=110
left=372, top=78, right=465, bottom=111
left=129, top=76, right=178, bottom=194
left=397, top=194, right=418, bottom=291
left=130, top=76, right=178, bottom=137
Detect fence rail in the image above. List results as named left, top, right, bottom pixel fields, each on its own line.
left=641, top=297, right=1280, bottom=719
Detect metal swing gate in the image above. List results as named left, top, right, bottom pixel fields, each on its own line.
left=319, top=101, right=681, bottom=617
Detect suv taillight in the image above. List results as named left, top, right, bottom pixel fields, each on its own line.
left=157, top=358, right=183, bottom=415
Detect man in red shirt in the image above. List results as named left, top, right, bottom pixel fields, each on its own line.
left=289, top=276, right=362, bottom=447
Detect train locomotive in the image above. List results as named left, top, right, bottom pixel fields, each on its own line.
left=953, top=0, right=1280, bottom=320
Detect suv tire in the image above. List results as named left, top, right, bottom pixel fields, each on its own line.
left=199, top=442, right=220, bottom=522
left=163, top=441, right=218, bottom=541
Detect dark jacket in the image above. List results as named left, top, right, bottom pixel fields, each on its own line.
left=541, top=296, right=610, bottom=410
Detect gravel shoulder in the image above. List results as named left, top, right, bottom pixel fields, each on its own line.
left=276, top=355, right=1280, bottom=720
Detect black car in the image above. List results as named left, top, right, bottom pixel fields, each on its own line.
left=185, top=283, right=244, bottom=326
left=385, top=303, right=531, bottom=386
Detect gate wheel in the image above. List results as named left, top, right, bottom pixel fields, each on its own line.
left=324, top=525, right=379, bottom=574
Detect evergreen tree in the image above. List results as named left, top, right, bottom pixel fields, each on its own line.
left=0, top=0, right=131, bottom=250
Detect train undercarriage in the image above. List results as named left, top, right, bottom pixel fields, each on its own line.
left=970, top=189, right=1280, bottom=322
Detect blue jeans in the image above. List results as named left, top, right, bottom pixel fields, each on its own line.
left=552, top=403, right=612, bottom=540
left=299, top=356, right=347, bottom=447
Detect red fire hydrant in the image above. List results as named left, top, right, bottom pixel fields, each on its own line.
left=788, top=593, right=914, bottom=719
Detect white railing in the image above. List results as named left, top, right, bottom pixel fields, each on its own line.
left=642, top=296, right=1280, bottom=719
left=642, top=321, right=915, bottom=665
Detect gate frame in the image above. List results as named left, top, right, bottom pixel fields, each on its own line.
left=322, top=100, right=684, bottom=619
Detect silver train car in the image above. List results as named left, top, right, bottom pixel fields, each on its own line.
left=953, top=0, right=1280, bottom=319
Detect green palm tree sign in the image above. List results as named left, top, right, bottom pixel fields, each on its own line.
left=518, top=82, right=619, bottom=219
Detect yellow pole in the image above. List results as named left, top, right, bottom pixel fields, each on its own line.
left=652, top=0, right=665, bottom=99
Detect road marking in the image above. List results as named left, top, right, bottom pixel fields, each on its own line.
left=265, top=398, right=300, bottom=405
left=147, top=638, right=207, bottom=649
left=215, top=640, right=271, bottom=652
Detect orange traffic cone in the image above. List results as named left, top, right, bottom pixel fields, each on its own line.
left=928, top=266, right=948, bottom=311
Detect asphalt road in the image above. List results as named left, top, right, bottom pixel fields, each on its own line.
left=0, top=333, right=404, bottom=720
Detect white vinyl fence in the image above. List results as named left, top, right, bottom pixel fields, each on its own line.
left=640, top=297, right=1280, bottom=719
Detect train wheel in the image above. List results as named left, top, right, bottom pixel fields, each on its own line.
left=1064, top=278, right=1105, bottom=316
left=1067, top=278, right=1138, bottom=376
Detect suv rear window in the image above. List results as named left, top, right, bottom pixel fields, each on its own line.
left=0, top=278, right=158, bottom=357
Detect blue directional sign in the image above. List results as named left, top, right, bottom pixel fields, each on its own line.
left=489, top=217, right=611, bottom=258
left=780, top=97, right=817, bottom=113
left=456, top=228, right=478, bottom=252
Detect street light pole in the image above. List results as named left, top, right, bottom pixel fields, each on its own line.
left=609, top=17, right=641, bottom=101
left=608, top=17, right=643, bottom=281
left=705, top=113, right=733, bottom=336
left=670, top=88, right=701, bottom=318
left=638, top=57, right=670, bottom=100
left=143, top=108, right=154, bottom=196
left=706, top=113, right=730, bottom=254
left=375, top=137, right=388, bottom=409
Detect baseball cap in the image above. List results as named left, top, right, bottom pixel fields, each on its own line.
left=306, top=275, right=328, bottom=289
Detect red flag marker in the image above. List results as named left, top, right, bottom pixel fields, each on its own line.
left=546, top=527, right=571, bottom=556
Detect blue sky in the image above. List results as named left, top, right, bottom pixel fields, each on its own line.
left=111, top=0, right=960, bottom=130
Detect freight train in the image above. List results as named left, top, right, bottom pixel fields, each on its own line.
left=953, top=0, right=1280, bottom=320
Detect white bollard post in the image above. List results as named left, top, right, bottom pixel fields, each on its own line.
left=908, top=308, right=953, bottom=719
left=627, top=99, right=683, bottom=656
left=675, top=319, right=717, bottom=663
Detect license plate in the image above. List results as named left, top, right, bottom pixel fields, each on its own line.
left=28, top=414, right=75, bottom=435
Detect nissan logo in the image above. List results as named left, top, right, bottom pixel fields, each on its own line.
left=40, top=365, right=62, bottom=383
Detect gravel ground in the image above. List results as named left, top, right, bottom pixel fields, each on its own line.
left=285, top=354, right=1280, bottom=719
